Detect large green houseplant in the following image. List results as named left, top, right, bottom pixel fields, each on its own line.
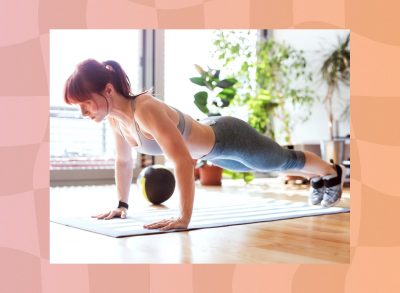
left=212, top=30, right=314, bottom=145
left=319, top=33, right=350, bottom=163
left=190, top=65, right=254, bottom=184
left=320, top=33, right=350, bottom=140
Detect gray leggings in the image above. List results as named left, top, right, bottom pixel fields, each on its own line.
left=200, top=116, right=305, bottom=172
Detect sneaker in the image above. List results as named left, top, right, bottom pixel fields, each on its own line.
left=321, top=164, right=346, bottom=207
left=309, top=177, right=325, bottom=205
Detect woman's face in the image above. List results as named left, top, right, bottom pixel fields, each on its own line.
left=76, top=93, right=109, bottom=123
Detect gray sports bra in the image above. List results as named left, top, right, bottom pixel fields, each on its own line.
left=117, top=99, right=192, bottom=155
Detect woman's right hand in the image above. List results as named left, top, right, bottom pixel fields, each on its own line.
left=91, top=207, right=127, bottom=220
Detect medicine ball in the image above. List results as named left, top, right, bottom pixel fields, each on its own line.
left=137, top=165, right=176, bottom=205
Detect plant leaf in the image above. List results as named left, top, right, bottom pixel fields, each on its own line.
left=190, top=77, right=206, bottom=86
left=213, top=70, right=220, bottom=79
left=217, top=78, right=238, bottom=88
left=194, top=91, right=209, bottom=114
left=217, top=88, right=236, bottom=106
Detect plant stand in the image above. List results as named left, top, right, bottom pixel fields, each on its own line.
left=320, top=139, right=347, bottom=164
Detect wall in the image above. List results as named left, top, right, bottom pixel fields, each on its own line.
left=271, top=29, right=350, bottom=144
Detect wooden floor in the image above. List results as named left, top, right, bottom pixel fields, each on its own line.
left=50, top=178, right=350, bottom=264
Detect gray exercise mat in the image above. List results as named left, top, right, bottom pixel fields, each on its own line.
left=51, top=199, right=350, bottom=238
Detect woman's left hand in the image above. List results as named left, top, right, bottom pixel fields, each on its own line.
left=143, top=217, right=189, bottom=231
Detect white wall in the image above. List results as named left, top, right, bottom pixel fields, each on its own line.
left=271, top=29, right=350, bottom=144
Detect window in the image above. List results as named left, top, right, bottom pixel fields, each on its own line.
left=50, top=30, right=143, bottom=171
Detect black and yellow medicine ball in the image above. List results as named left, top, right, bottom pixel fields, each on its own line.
left=137, top=165, right=176, bottom=205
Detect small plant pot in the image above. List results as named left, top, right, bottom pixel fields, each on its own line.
left=199, top=165, right=223, bottom=186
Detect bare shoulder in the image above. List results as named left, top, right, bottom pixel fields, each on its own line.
left=134, top=93, right=168, bottom=120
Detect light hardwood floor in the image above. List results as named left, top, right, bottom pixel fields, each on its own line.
left=50, top=178, right=350, bottom=264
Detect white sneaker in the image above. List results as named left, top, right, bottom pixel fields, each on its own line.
left=321, top=164, right=346, bottom=207
left=309, top=177, right=325, bottom=205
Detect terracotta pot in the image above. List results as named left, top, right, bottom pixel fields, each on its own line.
left=199, top=165, right=223, bottom=186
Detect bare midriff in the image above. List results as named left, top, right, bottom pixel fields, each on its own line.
left=161, top=104, right=216, bottom=159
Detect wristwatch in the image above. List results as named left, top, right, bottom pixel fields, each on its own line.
left=117, top=200, right=129, bottom=209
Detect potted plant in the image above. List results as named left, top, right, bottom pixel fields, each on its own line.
left=190, top=65, right=254, bottom=185
left=319, top=33, right=350, bottom=164
left=194, top=160, right=222, bottom=186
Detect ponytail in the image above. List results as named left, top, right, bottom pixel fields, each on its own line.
left=102, top=60, right=132, bottom=99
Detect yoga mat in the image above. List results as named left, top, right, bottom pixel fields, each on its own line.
left=51, top=198, right=350, bottom=238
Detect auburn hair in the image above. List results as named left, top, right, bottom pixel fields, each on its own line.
left=64, top=59, right=148, bottom=104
